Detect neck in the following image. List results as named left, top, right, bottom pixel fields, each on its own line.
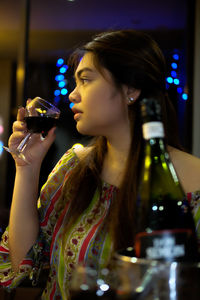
left=106, top=138, right=130, bottom=165
left=101, top=129, right=131, bottom=187
left=105, top=119, right=132, bottom=163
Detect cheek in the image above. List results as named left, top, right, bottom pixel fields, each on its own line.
left=88, top=99, right=126, bottom=127
left=86, top=84, right=116, bottom=109
left=82, top=82, right=127, bottom=123
left=82, top=88, right=106, bottom=114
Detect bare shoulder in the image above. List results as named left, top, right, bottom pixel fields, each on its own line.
left=73, top=144, right=93, bottom=160
left=168, top=146, right=200, bottom=193
left=168, top=146, right=200, bottom=168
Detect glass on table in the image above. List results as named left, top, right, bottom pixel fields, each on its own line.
left=69, top=264, right=118, bottom=300
left=151, top=260, right=200, bottom=300
left=69, top=259, right=155, bottom=300
left=3, top=97, right=60, bottom=163
left=115, top=247, right=200, bottom=300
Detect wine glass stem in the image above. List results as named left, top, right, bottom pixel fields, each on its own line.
left=17, top=132, right=32, bottom=152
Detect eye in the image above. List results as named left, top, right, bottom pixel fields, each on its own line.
left=80, top=77, right=90, bottom=84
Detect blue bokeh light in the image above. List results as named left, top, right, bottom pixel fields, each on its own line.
left=177, top=87, right=183, bottom=94
left=174, top=78, right=180, bottom=85
left=61, top=88, right=68, bottom=95
left=69, top=103, right=74, bottom=109
left=171, top=62, right=178, bottom=69
left=58, top=81, right=66, bottom=88
left=0, top=140, right=3, bottom=156
left=165, top=51, right=188, bottom=105
left=55, top=74, right=64, bottom=81
left=59, top=65, right=68, bottom=74
left=173, top=54, right=179, bottom=60
left=171, top=71, right=177, bottom=78
left=166, top=77, right=173, bottom=84
left=54, top=96, right=60, bottom=104
left=182, top=93, right=188, bottom=100
left=56, top=58, right=64, bottom=67
left=54, top=89, right=61, bottom=96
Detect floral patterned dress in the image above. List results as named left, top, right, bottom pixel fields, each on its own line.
left=0, top=147, right=200, bottom=299
left=0, top=148, right=116, bottom=299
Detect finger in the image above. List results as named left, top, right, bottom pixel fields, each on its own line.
left=12, top=120, right=27, bottom=132
left=27, top=98, right=32, bottom=104
left=10, top=131, right=27, bottom=140
left=41, top=127, right=56, bottom=149
left=17, top=107, right=26, bottom=121
left=8, top=131, right=27, bottom=148
left=27, top=105, right=37, bottom=117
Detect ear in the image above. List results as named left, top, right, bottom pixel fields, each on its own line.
left=126, top=87, right=141, bottom=105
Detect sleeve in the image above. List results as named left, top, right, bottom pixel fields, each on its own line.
left=0, top=148, right=78, bottom=291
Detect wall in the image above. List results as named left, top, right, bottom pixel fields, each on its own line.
left=192, top=0, right=200, bottom=157
left=0, top=60, right=12, bottom=208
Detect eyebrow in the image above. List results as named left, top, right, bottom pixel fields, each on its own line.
left=75, top=67, right=95, bottom=79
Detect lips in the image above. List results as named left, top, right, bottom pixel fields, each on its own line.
left=71, top=107, right=83, bottom=121
left=72, top=107, right=82, bottom=114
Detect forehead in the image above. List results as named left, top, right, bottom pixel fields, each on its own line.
left=75, top=52, right=113, bottom=84
left=76, top=52, right=96, bottom=73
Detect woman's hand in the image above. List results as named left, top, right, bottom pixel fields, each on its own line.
left=8, top=106, right=56, bottom=167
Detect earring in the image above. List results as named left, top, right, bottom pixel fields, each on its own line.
left=128, top=97, right=134, bottom=104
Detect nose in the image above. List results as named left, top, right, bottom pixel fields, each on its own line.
left=69, top=87, right=81, bottom=103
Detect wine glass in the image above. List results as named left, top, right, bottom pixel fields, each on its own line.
left=69, top=259, right=157, bottom=300
left=3, top=97, right=60, bottom=163
left=69, top=264, right=118, bottom=300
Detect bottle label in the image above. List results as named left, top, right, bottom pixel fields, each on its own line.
left=142, top=122, right=164, bottom=139
left=135, top=229, right=194, bottom=261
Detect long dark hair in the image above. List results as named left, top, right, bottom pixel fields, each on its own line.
left=61, top=30, right=181, bottom=250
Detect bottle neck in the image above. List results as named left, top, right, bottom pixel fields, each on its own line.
left=142, top=121, right=181, bottom=187
left=142, top=121, right=164, bottom=140
left=142, top=121, right=166, bottom=151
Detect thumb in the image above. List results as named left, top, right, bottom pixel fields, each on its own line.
left=42, top=127, right=57, bottom=149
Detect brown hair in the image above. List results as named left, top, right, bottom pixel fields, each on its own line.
left=61, top=30, right=181, bottom=250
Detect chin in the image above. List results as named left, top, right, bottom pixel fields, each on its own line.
left=76, top=124, right=91, bottom=136
left=76, top=124, right=98, bottom=137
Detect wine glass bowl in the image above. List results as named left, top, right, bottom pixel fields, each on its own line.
left=69, top=264, right=118, bottom=300
left=3, top=97, right=60, bottom=163
left=24, top=97, right=60, bottom=136
left=69, top=259, right=154, bottom=300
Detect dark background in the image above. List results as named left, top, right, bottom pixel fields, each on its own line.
left=0, top=0, right=196, bottom=210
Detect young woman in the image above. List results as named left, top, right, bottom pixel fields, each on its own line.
left=1, top=30, right=200, bottom=299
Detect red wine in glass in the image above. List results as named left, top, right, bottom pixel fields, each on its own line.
left=25, top=116, right=59, bottom=136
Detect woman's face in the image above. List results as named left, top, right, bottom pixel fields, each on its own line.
left=69, top=52, right=130, bottom=138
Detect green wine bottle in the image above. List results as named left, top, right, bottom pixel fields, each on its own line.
left=135, top=98, right=198, bottom=262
